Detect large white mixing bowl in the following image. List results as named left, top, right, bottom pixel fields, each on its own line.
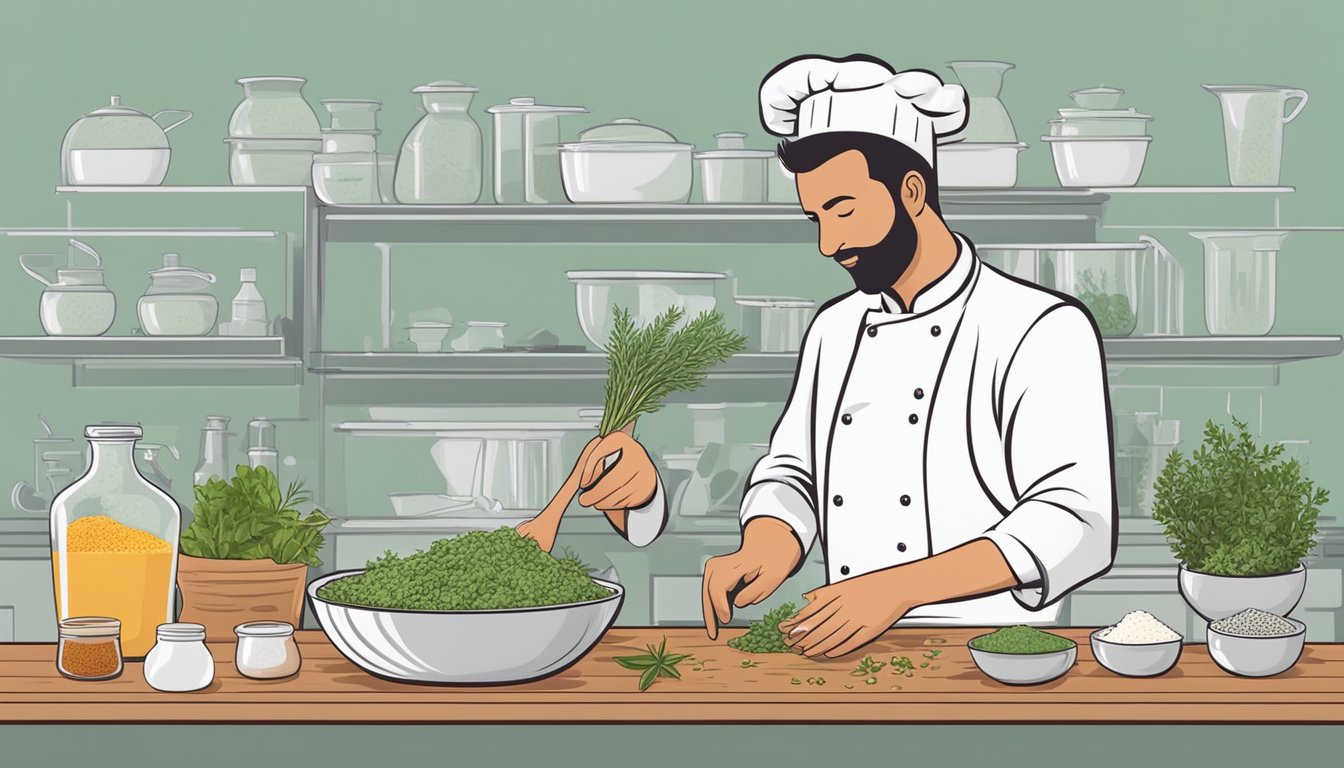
left=307, top=570, right=624, bottom=684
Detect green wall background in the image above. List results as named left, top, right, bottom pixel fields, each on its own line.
left=1, top=0, right=1342, bottom=764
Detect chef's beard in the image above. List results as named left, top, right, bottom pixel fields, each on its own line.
left=836, top=204, right=919, bottom=296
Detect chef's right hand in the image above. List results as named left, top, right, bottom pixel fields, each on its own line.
left=701, top=517, right=803, bottom=640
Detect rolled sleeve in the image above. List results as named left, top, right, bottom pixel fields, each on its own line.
left=992, top=303, right=1117, bottom=610
left=739, top=323, right=821, bottom=559
left=622, top=475, right=667, bottom=548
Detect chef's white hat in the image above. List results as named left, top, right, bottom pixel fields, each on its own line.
left=759, top=54, right=969, bottom=166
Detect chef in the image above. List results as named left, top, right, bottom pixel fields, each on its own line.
left=701, top=54, right=1117, bottom=658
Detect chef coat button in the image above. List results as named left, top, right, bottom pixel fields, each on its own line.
left=866, top=326, right=878, bottom=338
left=840, top=565, right=850, bottom=576
left=931, top=325, right=942, bottom=337
left=914, top=388, right=925, bottom=399
left=909, top=414, right=919, bottom=425
left=897, top=543, right=907, bottom=553
left=900, top=495, right=911, bottom=506
left=833, top=495, right=844, bottom=507
left=841, top=413, right=853, bottom=425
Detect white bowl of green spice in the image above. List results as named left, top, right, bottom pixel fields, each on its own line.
left=968, top=626, right=1078, bottom=686
left=307, top=528, right=624, bottom=684
left=1206, top=609, right=1306, bottom=678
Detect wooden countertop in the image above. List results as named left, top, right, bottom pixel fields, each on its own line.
left=2, top=629, right=1341, bottom=724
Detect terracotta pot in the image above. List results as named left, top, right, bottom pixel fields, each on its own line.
left=177, top=555, right=308, bottom=641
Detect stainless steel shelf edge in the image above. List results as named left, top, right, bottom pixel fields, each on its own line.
left=309, top=338, right=1342, bottom=377
left=0, top=336, right=287, bottom=359
left=3, top=228, right=280, bottom=238
left=73, top=358, right=304, bottom=388
left=1086, top=186, right=1294, bottom=194
left=309, top=352, right=799, bottom=377
left=55, top=186, right=310, bottom=194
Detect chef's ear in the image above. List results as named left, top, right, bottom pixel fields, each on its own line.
left=900, top=170, right=928, bottom=218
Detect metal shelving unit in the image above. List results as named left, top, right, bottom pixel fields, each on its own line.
left=0, top=336, right=286, bottom=358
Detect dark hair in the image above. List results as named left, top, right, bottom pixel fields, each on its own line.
left=776, top=132, right=941, bottom=215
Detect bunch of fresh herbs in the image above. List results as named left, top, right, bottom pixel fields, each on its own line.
left=599, top=306, right=746, bottom=436
left=180, top=465, right=331, bottom=566
left=614, top=637, right=693, bottom=691
left=1153, top=418, right=1326, bottom=576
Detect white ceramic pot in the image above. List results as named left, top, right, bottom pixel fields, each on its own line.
left=1177, top=563, right=1306, bottom=621
left=937, top=143, right=1026, bottom=188
left=1044, top=136, right=1151, bottom=187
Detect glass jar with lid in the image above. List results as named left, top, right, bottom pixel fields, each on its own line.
left=394, top=80, right=483, bottom=204
left=485, top=97, right=588, bottom=204
left=234, top=621, right=301, bottom=680
left=57, top=617, right=123, bottom=681
left=50, top=425, right=181, bottom=658
left=144, top=623, right=215, bottom=692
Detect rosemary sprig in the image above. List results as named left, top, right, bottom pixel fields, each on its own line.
left=613, top=636, right=694, bottom=691
left=599, top=306, right=746, bottom=436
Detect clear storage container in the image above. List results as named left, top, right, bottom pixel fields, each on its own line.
left=1043, top=243, right=1145, bottom=337
left=695, top=132, right=774, bottom=203
left=1192, top=230, right=1286, bottom=336
left=1136, top=236, right=1184, bottom=336
left=50, top=425, right=181, bottom=658
left=486, top=97, right=588, bottom=204
left=394, top=81, right=482, bottom=204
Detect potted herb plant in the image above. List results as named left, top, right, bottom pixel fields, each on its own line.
left=178, top=465, right=331, bottom=640
left=1152, top=418, right=1326, bottom=621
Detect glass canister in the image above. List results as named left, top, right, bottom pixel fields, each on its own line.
left=228, top=77, right=321, bottom=138
left=1047, top=242, right=1145, bottom=337
left=144, top=623, right=214, bottom=692
left=486, top=97, right=588, bottom=204
left=234, top=621, right=301, bottom=680
left=57, top=617, right=123, bottom=681
left=946, top=60, right=1018, bottom=143
left=695, top=132, right=774, bottom=204
left=50, top=425, right=181, bottom=658
left=1193, top=230, right=1286, bottom=336
left=394, top=80, right=483, bottom=204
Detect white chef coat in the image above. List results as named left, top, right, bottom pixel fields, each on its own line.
left=740, top=234, right=1116, bottom=625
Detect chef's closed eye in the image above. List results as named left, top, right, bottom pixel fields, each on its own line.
left=836, top=208, right=855, bottom=219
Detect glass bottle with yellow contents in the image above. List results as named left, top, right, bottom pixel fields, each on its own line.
left=51, top=425, right=181, bottom=658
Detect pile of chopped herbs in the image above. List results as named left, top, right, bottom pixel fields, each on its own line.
left=598, top=306, right=746, bottom=436
left=728, top=602, right=797, bottom=653
left=316, top=527, right=611, bottom=611
left=970, top=625, right=1075, bottom=655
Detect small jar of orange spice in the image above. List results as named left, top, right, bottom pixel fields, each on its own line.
left=57, top=617, right=123, bottom=681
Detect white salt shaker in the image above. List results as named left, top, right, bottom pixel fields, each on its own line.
left=143, top=623, right=215, bottom=692
left=234, top=621, right=301, bottom=680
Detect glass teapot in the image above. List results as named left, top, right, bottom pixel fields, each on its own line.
left=61, top=96, right=192, bottom=186
left=19, top=239, right=116, bottom=336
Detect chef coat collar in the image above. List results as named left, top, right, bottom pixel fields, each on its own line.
left=869, top=233, right=976, bottom=316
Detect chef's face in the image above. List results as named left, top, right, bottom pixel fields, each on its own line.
left=796, top=149, right=919, bottom=295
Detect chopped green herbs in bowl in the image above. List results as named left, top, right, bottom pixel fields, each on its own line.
left=968, top=626, right=1078, bottom=686
left=308, top=527, right=623, bottom=685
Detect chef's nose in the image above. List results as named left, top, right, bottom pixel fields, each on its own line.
left=820, top=227, right=845, bottom=259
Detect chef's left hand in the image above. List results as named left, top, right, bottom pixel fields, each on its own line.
left=576, top=431, right=657, bottom=511
left=778, top=570, right=921, bottom=659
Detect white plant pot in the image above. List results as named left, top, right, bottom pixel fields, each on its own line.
left=1177, top=562, right=1306, bottom=621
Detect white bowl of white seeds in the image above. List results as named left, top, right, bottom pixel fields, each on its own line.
left=1206, top=608, right=1306, bottom=678
left=1090, top=610, right=1184, bottom=677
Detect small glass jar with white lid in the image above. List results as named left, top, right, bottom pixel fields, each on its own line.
left=234, top=621, right=301, bottom=680
left=143, top=622, right=214, bottom=692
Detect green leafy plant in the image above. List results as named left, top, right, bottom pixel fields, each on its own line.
left=599, top=305, right=747, bottom=436
left=181, top=465, right=331, bottom=567
left=1152, top=418, right=1326, bottom=577
left=614, top=637, right=693, bottom=691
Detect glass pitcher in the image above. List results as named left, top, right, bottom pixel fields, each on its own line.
left=486, top=97, right=588, bottom=204
left=1202, top=85, right=1308, bottom=186
left=946, top=61, right=1018, bottom=143
left=395, top=81, right=483, bottom=204
left=50, top=425, right=181, bottom=658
